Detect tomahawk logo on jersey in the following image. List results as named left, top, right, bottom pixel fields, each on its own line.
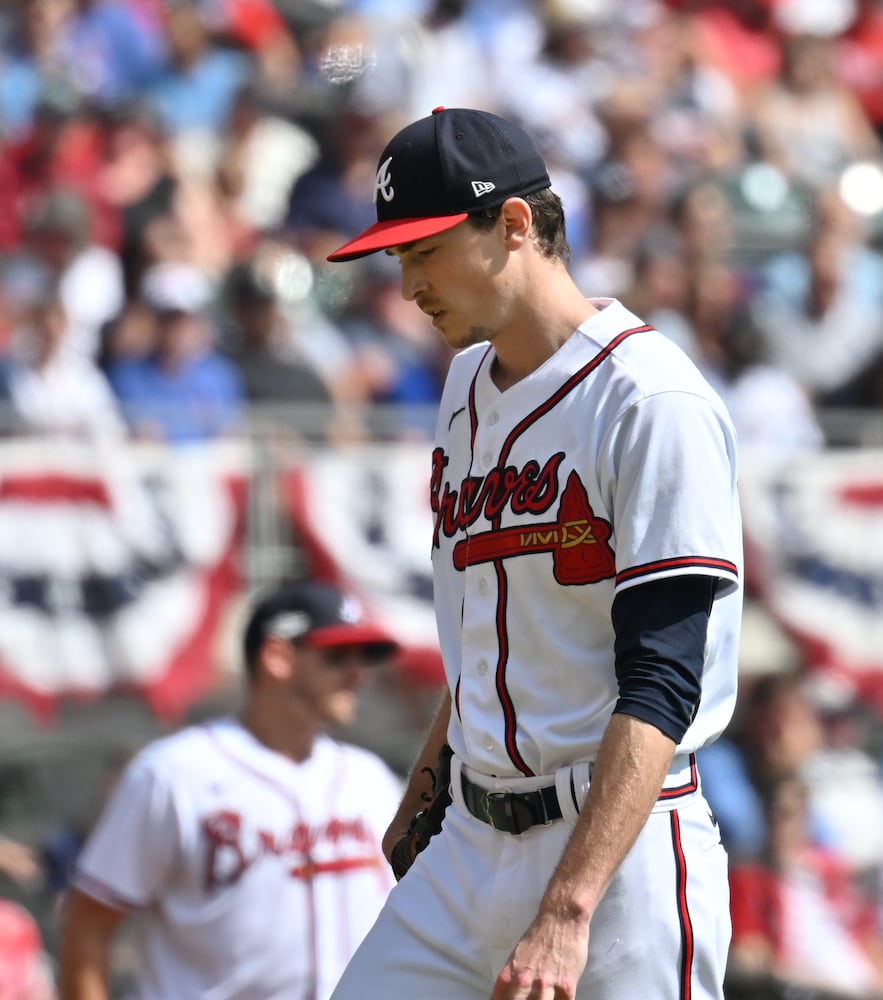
left=431, top=455, right=616, bottom=584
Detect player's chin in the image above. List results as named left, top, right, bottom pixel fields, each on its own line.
left=454, top=323, right=493, bottom=351
left=322, top=691, right=359, bottom=727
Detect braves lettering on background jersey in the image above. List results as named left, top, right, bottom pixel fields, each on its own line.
left=430, top=299, right=743, bottom=780
left=201, top=808, right=380, bottom=889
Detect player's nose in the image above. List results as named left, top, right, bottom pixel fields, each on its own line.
left=400, top=263, right=428, bottom=302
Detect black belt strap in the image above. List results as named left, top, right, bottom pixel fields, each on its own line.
left=461, top=773, right=563, bottom=835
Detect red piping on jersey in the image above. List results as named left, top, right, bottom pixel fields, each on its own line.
left=467, top=346, right=493, bottom=450
left=496, top=325, right=653, bottom=463
left=463, top=324, right=652, bottom=775
left=659, top=753, right=698, bottom=800
left=493, top=558, right=532, bottom=773
left=670, top=809, right=695, bottom=1000
left=617, top=557, right=738, bottom=586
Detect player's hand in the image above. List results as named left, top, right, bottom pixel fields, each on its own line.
left=490, top=911, right=590, bottom=1000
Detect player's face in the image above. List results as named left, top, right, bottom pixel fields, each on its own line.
left=388, top=220, right=516, bottom=350
left=290, top=643, right=372, bottom=727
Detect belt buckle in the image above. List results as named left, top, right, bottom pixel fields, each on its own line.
left=483, top=790, right=514, bottom=832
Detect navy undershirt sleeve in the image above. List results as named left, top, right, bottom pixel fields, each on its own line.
left=610, top=575, right=716, bottom=744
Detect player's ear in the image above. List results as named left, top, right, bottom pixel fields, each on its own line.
left=259, top=636, right=296, bottom=683
left=499, top=197, right=532, bottom=249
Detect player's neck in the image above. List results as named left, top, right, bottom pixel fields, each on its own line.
left=238, top=703, right=317, bottom=764
left=491, top=274, right=597, bottom=391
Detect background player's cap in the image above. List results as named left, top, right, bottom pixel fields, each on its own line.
left=244, top=580, right=399, bottom=663
left=326, top=107, right=551, bottom=262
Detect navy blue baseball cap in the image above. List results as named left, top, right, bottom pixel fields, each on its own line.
left=327, top=107, right=551, bottom=262
left=244, top=580, right=399, bottom=663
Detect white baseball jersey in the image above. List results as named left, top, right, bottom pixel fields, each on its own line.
left=430, top=298, right=743, bottom=778
left=73, top=718, right=401, bottom=1000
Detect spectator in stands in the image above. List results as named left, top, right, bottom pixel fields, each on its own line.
left=56, top=0, right=166, bottom=109
left=800, top=675, right=883, bottom=876
left=0, top=0, right=71, bottom=142
left=335, top=254, right=452, bottom=433
left=94, top=103, right=178, bottom=296
left=283, top=105, right=394, bottom=268
left=214, top=83, right=319, bottom=235
left=728, top=773, right=883, bottom=997
left=640, top=6, right=744, bottom=180
left=836, top=0, right=883, bottom=139
left=751, top=30, right=882, bottom=192
left=96, top=297, right=156, bottom=376
left=620, top=224, right=697, bottom=357
left=220, top=256, right=334, bottom=439
left=667, top=175, right=736, bottom=273
left=17, top=188, right=125, bottom=359
left=750, top=184, right=883, bottom=405
left=678, top=256, right=746, bottom=396
left=107, top=261, right=245, bottom=443
left=699, top=672, right=827, bottom=863
left=145, top=0, right=252, bottom=141
left=344, top=0, right=492, bottom=126
left=0, top=94, right=122, bottom=251
left=7, top=292, right=127, bottom=442
left=491, top=0, right=610, bottom=180
left=167, top=148, right=260, bottom=283
left=582, top=71, right=690, bottom=291
left=707, top=307, right=826, bottom=453
left=664, top=0, right=782, bottom=100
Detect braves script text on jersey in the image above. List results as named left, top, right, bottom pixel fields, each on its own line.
left=72, top=719, right=401, bottom=1000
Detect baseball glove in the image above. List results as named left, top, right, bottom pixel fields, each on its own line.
left=389, top=743, right=453, bottom=880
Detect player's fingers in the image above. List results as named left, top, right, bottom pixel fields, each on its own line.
left=490, top=970, right=568, bottom=1000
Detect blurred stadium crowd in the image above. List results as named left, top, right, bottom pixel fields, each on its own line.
left=1, top=0, right=883, bottom=997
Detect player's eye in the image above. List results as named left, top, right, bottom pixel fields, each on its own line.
left=322, top=648, right=353, bottom=667
left=319, top=645, right=389, bottom=667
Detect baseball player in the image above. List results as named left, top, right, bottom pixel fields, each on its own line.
left=58, top=580, right=403, bottom=1000
left=325, top=107, right=743, bottom=1000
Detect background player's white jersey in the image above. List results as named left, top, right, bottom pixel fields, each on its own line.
left=73, top=719, right=401, bottom=1000
left=431, top=298, right=743, bottom=778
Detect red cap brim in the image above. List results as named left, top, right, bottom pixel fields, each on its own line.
left=304, top=623, right=400, bottom=657
left=327, top=213, right=469, bottom=262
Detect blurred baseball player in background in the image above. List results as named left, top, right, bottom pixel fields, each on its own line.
left=58, top=580, right=403, bottom=1000
left=326, top=107, right=743, bottom=1000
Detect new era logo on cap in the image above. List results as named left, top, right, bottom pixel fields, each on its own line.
left=327, top=107, right=551, bottom=261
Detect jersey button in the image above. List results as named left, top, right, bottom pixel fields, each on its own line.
left=483, top=736, right=494, bottom=751
left=477, top=659, right=488, bottom=675
left=482, top=452, right=493, bottom=468
left=477, top=578, right=488, bottom=595
left=487, top=412, right=499, bottom=426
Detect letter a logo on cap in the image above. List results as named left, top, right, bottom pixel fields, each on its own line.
left=375, top=156, right=395, bottom=204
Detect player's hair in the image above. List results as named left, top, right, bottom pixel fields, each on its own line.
left=468, top=188, right=570, bottom=263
